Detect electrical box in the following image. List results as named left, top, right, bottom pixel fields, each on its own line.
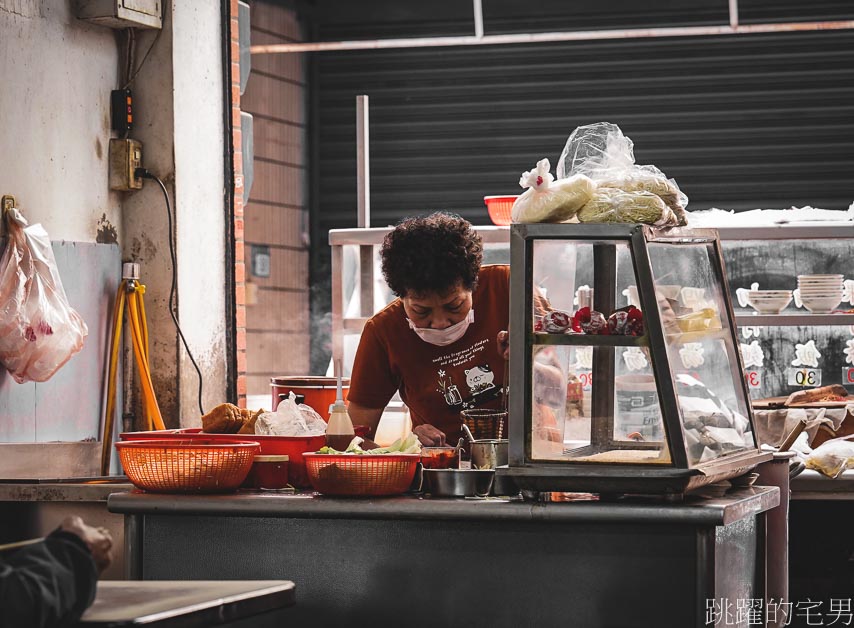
left=77, top=0, right=162, bottom=30
left=109, top=139, right=143, bottom=191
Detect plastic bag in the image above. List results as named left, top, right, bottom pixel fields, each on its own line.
left=805, top=434, right=854, bottom=479
left=255, top=391, right=327, bottom=437
left=0, top=207, right=88, bottom=383
left=511, top=158, right=595, bottom=223
left=577, top=187, right=674, bottom=226
left=557, top=122, right=688, bottom=226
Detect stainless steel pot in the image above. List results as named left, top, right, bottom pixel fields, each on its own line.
left=422, top=469, right=494, bottom=497
left=469, top=439, right=509, bottom=470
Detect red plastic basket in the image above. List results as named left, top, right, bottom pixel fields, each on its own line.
left=483, top=195, right=518, bottom=226
left=116, top=439, right=259, bottom=494
left=120, top=429, right=326, bottom=489
left=303, top=453, right=421, bottom=496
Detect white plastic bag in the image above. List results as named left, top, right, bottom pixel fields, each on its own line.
left=255, top=391, right=327, bottom=437
left=0, top=207, right=88, bottom=383
left=511, top=158, right=595, bottom=223
left=557, top=122, right=688, bottom=226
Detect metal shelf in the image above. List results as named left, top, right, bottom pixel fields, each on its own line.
left=531, top=333, right=647, bottom=347
left=665, top=329, right=730, bottom=344
left=716, top=223, right=854, bottom=241
left=734, top=313, right=854, bottom=326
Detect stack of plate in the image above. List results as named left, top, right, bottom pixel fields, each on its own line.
left=796, top=275, right=844, bottom=314
left=745, top=290, right=793, bottom=315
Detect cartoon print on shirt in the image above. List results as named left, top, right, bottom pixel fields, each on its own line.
left=465, top=365, right=496, bottom=396
left=436, top=370, right=463, bottom=406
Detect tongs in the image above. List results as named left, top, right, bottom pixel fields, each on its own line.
left=462, top=423, right=476, bottom=443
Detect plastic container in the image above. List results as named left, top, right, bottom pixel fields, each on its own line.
left=120, top=428, right=325, bottom=489
left=245, top=454, right=289, bottom=490
left=483, top=196, right=518, bottom=226
left=116, top=439, right=259, bottom=494
left=421, top=446, right=459, bottom=469
left=303, top=453, right=420, bottom=496
left=270, top=376, right=349, bottom=415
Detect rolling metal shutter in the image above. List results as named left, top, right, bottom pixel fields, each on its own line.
left=306, top=0, right=854, bottom=370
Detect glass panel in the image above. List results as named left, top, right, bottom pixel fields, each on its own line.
left=531, top=240, right=637, bottom=332
left=530, top=344, right=672, bottom=465
left=647, top=242, right=757, bottom=465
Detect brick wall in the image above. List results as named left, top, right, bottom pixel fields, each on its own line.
left=229, top=0, right=248, bottom=407
left=241, top=1, right=310, bottom=397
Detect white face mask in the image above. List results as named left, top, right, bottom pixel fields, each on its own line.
left=407, top=309, right=474, bottom=346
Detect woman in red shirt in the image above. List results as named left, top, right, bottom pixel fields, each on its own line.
left=347, top=213, right=509, bottom=446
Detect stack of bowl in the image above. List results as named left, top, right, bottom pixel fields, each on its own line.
left=745, top=289, right=793, bottom=315
left=796, top=275, right=844, bottom=314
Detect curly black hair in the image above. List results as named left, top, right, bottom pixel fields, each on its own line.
left=381, top=212, right=483, bottom=298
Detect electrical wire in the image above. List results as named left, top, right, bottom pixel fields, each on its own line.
left=122, top=20, right=163, bottom=90
left=137, top=169, right=206, bottom=416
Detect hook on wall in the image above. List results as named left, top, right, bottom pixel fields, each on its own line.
left=1, top=195, right=15, bottom=214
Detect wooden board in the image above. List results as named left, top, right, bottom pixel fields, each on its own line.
left=752, top=396, right=853, bottom=409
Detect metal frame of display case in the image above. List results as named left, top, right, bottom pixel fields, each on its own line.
left=507, top=223, right=771, bottom=496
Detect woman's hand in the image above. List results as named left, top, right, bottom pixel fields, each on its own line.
left=413, top=424, right=446, bottom=446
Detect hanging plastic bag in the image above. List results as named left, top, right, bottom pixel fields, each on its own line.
left=0, top=207, right=88, bottom=383
left=510, top=158, right=595, bottom=224
left=557, top=122, right=688, bottom=226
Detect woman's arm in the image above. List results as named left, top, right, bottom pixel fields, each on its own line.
left=347, top=402, right=384, bottom=439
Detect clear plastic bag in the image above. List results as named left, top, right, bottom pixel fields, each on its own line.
left=557, top=122, right=688, bottom=226
left=255, top=391, right=327, bottom=437
left=577, top=187, right=674, bottom=226
left=0, top=207, right=88, bottom=383
left=805, top=434, right=854, bottom=479
left=510, top=158, right=595, bottom=223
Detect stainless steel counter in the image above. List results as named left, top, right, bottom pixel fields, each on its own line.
left=790, top=469, right=854, bottom=500
left=108, top=486, right=778, bottom=525
left=110, top=487, right=778, bottom=628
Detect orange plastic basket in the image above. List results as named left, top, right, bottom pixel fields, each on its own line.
left=303, top=453, right=421, bottom=496
left=483, top=195, right=518, bottom=226
left=116, top=439, right=260, bottom=494
left=120, top=429, right=325, bottom=489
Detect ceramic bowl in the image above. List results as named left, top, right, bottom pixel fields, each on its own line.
left=745, top=291, right=792, bottom=314
left=800, top=294, right=842, bottom=314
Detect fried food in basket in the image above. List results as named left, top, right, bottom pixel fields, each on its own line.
left=237, top=408, right=264, bottom=434
left=201, top=403, right=255, bottom=434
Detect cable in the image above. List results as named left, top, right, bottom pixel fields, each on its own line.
left=136, top=168, right=206, bottom=416
left=122, top=20, right=163, bottom=90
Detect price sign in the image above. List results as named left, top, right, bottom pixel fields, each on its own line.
left=744, top=370, right=762, bottom=389
left=842, top=368, right=854, bottom=387
left=577, top=371, right=593, bottom=391
left=787, top=368, right=822, bottom=388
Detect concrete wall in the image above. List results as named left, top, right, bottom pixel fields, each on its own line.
left=0, top=0, right=122, bottom=241
left=0, top=0, right=230, bottom=446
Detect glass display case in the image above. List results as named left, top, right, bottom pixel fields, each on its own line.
left=507, top=223, right=771, bottom=496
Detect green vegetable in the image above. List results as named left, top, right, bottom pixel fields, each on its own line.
left=314, top=433, right=422, bottom=455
